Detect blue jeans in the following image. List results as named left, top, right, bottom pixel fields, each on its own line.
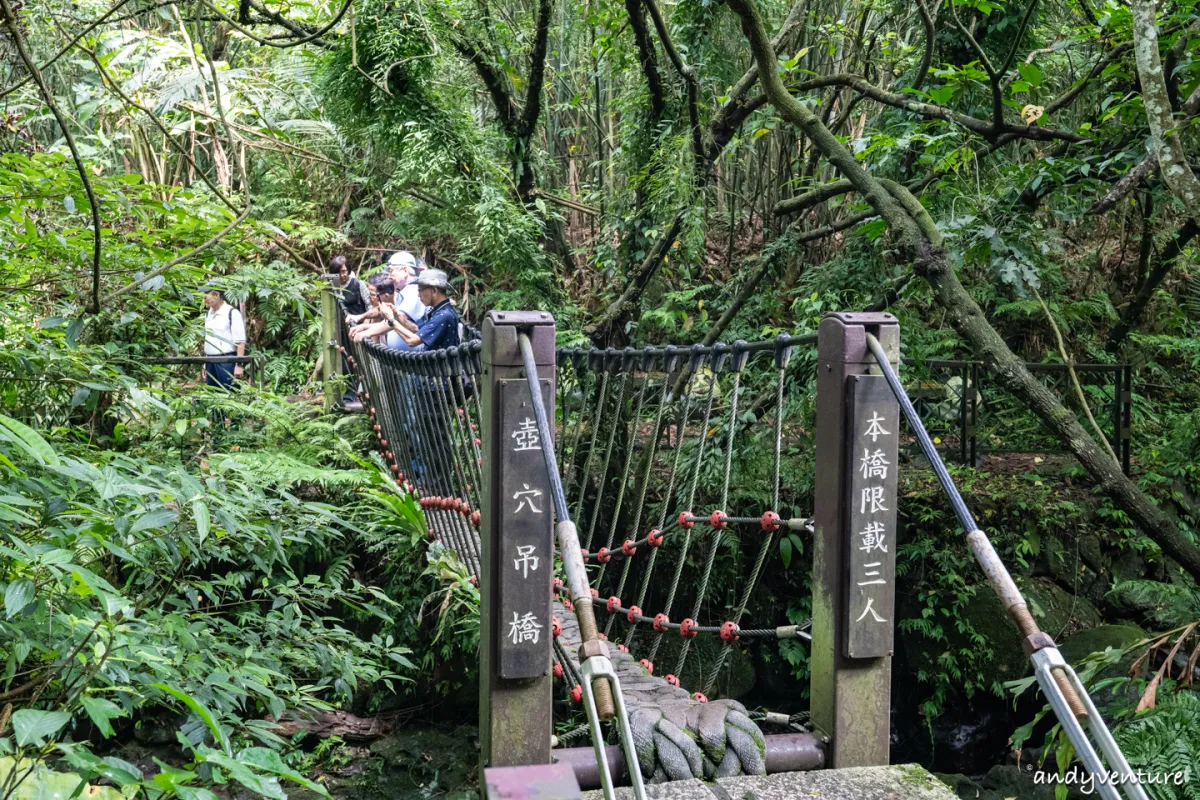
left=206, top=359, right=237, bottom=391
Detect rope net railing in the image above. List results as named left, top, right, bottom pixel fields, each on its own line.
left=549, top=335, right=819, bottom=700
left=335, top=304, right=821, bottom=785
left=334, top=304, right=1147, bottom=798
left=336, top=303, right=486, bottom=578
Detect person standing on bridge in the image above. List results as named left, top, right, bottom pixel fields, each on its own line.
left=344, top=251, right=428, bottom=349
left=334, top=255, right=369, bottom=317
left=381, top=269, right=459, bottom=351
left=200, top=287, right=246, bottom=391
left=348, top=279, right=397, bottom=344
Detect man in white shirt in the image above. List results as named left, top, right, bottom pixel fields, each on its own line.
left=202, top=288, right=246, bottom=390
left=345, top=251, right=429, bottom=350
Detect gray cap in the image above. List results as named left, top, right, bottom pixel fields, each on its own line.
left=417, top=269, right=450, bottom=290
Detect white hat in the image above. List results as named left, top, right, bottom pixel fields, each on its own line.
left=387, top=251, right=418, bottom=270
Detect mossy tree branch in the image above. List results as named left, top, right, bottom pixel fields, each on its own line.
left=727, top=0, right=1200, bottom=583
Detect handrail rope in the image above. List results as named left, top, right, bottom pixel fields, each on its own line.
left=555, top=586, right=811, bottom=641
left=646, top=361, right=720, bottom=666
left=555, top=332, right=817, bottom=366
left=516, top=332, right=623, bottom=730
left=861, top=337, right=1093, bottom=714
left=864, top=333, right=1153, bottom=800
left=583, top=371, right=631, bottom=551
left=675, top=344, right=747, bottom=678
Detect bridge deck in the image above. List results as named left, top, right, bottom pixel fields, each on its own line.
left=580, top=765, right=957, bottom=799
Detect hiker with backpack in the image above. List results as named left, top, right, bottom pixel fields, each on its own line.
left=201, top=287, right=246, bottom=391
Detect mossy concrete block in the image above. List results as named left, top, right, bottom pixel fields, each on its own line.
left=948, top=578, right=1101, bottom=685
left=582, top=766, right=957, bottom=799
left=716, top=765, right=957, bottom=799
left=581, top=778, right=715, bottom=799
left=1058, top=624, right=1148, bottom=666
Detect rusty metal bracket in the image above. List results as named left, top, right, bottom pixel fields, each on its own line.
left=578, top=655, right=647, bottom=800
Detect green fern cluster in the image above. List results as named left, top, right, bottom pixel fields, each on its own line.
left=1115, top=691, right=1200, bottom=800
left=1108, top=580, right=1200, bottom=630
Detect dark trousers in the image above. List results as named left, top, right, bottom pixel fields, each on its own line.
left=206, top=359, right=237, bottom=391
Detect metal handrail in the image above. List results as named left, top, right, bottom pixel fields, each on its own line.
left=865, top=333, right=1147, bottom=800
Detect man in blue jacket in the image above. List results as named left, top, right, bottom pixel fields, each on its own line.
left=383, top=269, right=460, bottom=351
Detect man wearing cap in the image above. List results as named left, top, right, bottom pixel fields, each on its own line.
left=201, top=287, right=246, bottom=390
left=344, top=251, right=429, bottom=349
left=382, top=269, right=460, bottom=351
left=389, top=251, right=426, bottom=330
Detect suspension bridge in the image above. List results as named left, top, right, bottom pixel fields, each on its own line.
left=325, top=296, right=1148, bottom=800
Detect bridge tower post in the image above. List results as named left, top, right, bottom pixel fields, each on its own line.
left=811, top=312, right=900, bottom=767
left=479, top=311, right=557, bottom=773
left=320, top=278, right=342, bottom=411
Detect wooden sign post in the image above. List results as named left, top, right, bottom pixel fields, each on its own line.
left=811, top=312, right=899, bottom=767
left=479, top=311, right=557, bottom=771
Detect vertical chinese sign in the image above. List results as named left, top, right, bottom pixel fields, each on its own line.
left=498, top=380, right=554, bottom=679
left=844, top=374, right=899, bottom=658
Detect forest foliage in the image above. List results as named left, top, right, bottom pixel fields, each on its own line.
left=4, top=0, right=1200, bottom=794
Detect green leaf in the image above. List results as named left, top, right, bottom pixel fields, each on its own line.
left=81, top=696, right=127, bottom=738
left=927, top=85, right=954, bottom=104
left=239, top=747, right=331, bottom=796
left=65, top=318, right=84, bottom=347
left=12, top=709, right=72, bottom=746
left=71, top=567, right=127, bottom=616
left=58, top=745, right=142, bottom=786
left=192, top=499, right=210, bottom=542
left=0, top=414, right=59, bottom=465
left=0, top=756, right=124, bottom=800
left=5, top=578, right=34, bottom=618
left=779, top=537, right=793, bottom=569
left=199, top=752, right=286, bottom=799
left=151, top=683, right=228, bottom=753
left=131, top=507, right=179, bottom=534
left=1018, top=62, right=1043, bottom=87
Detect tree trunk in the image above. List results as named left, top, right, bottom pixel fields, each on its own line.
left=917, top=242, right=1200, bottom=581
left=1106, top=219, right=1200, bottom=351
